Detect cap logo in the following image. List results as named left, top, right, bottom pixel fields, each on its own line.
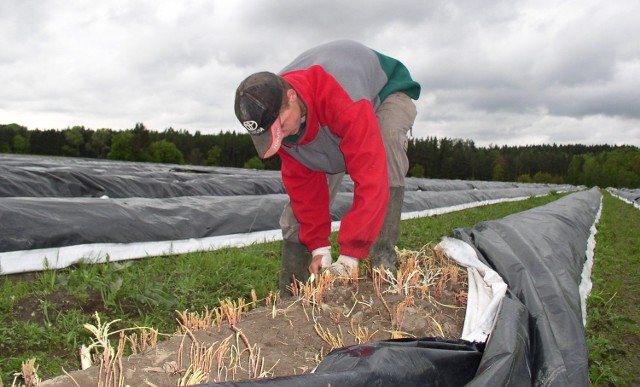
left=242, top=120, right=265, bottom=135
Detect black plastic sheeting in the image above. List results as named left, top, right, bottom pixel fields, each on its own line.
left=212, top=338, right=484, bottom=387
left=0, top=155, right=578, bottom=258
left=456, top=187, right=601, bottom=386
left=0, top=194, right=290, bottom=251
left=0, top=155, right=547, bottom=199
left=607, top=187, right=640, bottom=208
left=0, top=187, right=566, bottom=253
left=192, top=187, right=600, bottom=386
left=0, top=156, right=287, bottom=198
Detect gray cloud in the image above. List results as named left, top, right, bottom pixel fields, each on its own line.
left=0, top=0, right=638, bottom=147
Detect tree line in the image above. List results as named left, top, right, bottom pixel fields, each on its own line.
left=1, top=123, right=639, bottom=189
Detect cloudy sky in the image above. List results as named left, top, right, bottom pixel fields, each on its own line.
left=1, top=0, right=639, bottom=147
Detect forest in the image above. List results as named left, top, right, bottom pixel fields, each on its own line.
left=1, top=122, right=639, bottom=188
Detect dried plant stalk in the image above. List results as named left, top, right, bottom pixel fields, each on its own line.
left=371, top=266, right=388, bottom=299
left=394, top=295, right=415, bottom=332
left=251, top=289, right=258, bottom=308
left=230, top=325, right=256, bottom=375
left=219, top=298, right=248, bottom=326
left=349, top=321, right=377, bottom=344
left=264, top=291, right=276, bottom=306
left=13, top=357, right=41, bottom=387
left=178, top=365, right=207, bottom=386
left=176, top=308, right=214, bottom=334
left=82, top=312, right=126, bottom=387
left=126, top=327, right=159, bottom=354
left=313, top=323, right=344, bottom=350
left=456, top=289, right=468, bottom=305
left=213, top=336, right=233, bottom=382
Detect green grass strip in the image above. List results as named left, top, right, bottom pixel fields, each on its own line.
left=586, top=191, right=640, bottom=386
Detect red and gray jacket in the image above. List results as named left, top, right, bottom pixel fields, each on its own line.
left=277, top=40, right=421, bottom=259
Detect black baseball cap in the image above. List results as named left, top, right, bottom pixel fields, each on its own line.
left=234, top=71, right=284, bottom=159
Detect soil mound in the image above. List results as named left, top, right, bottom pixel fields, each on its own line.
left=41, top=246, right=467, bottom=386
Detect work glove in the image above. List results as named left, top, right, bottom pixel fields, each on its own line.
left=309, top=246, right=332, bottom=274
left=326, top=255, right=359, bottom=278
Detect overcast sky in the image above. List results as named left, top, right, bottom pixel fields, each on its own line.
left=1, top=0, right=639, bottom=147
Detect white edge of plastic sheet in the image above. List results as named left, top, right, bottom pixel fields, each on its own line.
left=607, top=188, right=640, bottom=210
left=0, top=229, right=283, bottom=275
left=401, top=196, right=535, bottom=220
left=436, top=236, right=508, bottom=343
left=579, top=194, right=603, bottom=326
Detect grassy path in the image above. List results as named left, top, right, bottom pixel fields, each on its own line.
left=586, top=191, right=640, bottom=386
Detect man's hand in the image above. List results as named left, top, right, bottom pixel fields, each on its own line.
left=325, top=255, right=359, bottom=277
left=309, top=246, right=332, bottom=274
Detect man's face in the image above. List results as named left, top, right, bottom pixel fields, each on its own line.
left=263, top=90, right=305, bottom=158
left=277, top=89, right=305, bottom=138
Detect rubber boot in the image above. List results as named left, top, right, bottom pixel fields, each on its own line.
left=369, top=186, right=405, bottom=277
left=279, top=240, right=312, bottom=298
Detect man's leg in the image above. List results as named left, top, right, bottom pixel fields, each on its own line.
left=369, top=186, right=405, bottom=274
left=370, top=92, right=417, bottom=274
left=278, top=172, right=345, bottom=296
left=278, top=231, right=312, bottom=297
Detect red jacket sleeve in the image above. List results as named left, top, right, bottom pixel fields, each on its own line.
left=332, top=100, right=389, bottom=258
left=280, top=151, right=333, bottom=252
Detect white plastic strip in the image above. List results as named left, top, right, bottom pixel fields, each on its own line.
left=579, top=195, right=603, bottom=326
left=436, top=237, right=508, bottom=343
left=607, top=188, right=640, bottom=210
left=0, top=229, right=282, bottom=275
left=401, top=196, right=539, bottom=220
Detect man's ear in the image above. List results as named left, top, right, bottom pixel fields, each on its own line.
left=287, top=88, right=297, bottom=101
